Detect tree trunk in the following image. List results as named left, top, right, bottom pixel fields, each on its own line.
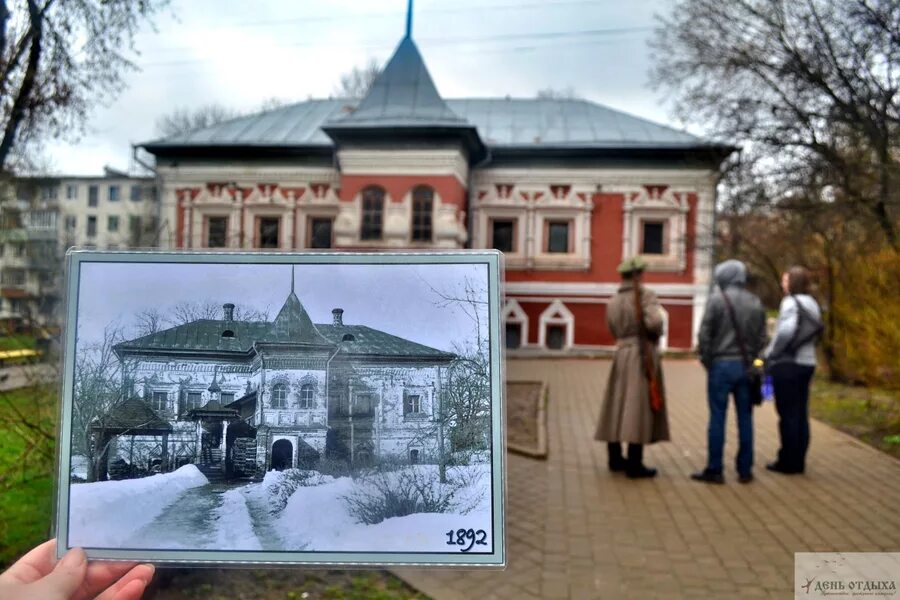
left=0, top=0, right=43, bottom=171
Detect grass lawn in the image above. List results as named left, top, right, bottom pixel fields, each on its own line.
left=0, top=385, right=56, bottom=568
left=810, top=376, right=900, bottom=460
left=0, top=383, right=429, bottom=599
left=0, top=335, right=36, bottom=351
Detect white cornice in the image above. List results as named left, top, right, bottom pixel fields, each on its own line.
left=474, top=167, right=717, bottom=187
left=504, top=281, right=703, bottom=297
left=337, top=149, right=469, bottom=185
left=156, top=165, right=340, bottom=183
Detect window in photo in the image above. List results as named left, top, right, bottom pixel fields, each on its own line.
left=271, top=383, right=287, bottom=408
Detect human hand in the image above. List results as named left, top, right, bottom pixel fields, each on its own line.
left=0, top=540, right=154, bottom=600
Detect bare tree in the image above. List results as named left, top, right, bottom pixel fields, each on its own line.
left=167, top=300, right=269, bottom=325
left=0, top=0, right=169, bottom=173
left=133, top=307, right=166, bottom=337
left=651, top=0, right=900, bottom=247
left=154, top=103, right=241, bottom=138
left=333, top=59, right=382, bottom=100
left=71, top=323, right=135, bottom=482
left=421, top=276, right=492, bottom=482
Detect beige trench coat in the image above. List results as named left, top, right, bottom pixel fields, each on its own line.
left=594, top=283, right=670, bottom=445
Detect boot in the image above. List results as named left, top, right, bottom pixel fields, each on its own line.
left=626, top=443, right=657, bottom=479
left=607, top=443, right=626, bottom=472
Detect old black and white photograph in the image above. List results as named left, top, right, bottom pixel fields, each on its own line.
left=57, top=253, right=502, bottom=563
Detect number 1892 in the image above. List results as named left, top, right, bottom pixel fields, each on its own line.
left=445, top=528, right=488, bottom=552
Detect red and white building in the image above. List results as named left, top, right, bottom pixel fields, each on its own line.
left=141, top=31, right=733, bottom=354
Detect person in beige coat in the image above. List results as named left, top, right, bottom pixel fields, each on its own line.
left=595, top=257, right=670, bottom=478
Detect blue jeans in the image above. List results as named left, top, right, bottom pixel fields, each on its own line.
left=706, top=360, right=754, bottom=476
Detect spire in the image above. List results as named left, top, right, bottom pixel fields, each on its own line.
left=405, top=0, right=413, bottom=39
left=270, top=270, right=330, bottom=345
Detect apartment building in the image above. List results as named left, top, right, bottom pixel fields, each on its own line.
left=58, top=167, right=159, bottom=251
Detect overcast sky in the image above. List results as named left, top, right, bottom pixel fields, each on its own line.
left=45, top=0, right=677, bottom=175
left=75, top=261, right=490, bottom=352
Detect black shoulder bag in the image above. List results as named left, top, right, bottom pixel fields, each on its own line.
left=785, top=295, right=824, bottom=355
left=721, top=288, right=764, bottom=406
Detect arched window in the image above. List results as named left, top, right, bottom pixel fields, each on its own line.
left=411, top=186, right=433, bottom=242
left=299, top=384, right=315, bottom=409
left=361, top=186, right=384, bottom=240
left=271, top=383, right=287, bottom=409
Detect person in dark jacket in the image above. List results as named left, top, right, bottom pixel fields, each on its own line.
left=693, top=260, right=767, bottom=484
left=764, top=266, right=822, bottom=474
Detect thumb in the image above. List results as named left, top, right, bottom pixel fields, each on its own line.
left=34, top=547, right=88, bottom=599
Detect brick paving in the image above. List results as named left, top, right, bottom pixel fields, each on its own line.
left=393, top=359, right=900, bottom=599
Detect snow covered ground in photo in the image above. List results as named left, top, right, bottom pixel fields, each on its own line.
left=68, top=465, right=208, bottom=548
left=67, top=464, right=493, bottom=553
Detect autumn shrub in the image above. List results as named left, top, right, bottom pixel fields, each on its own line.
left=829, top=249, right=900, bottom=389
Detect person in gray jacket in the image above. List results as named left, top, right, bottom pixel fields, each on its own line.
left=764, top=266, right=822, bottom=474
left=693, top=260, right=767, bottom=484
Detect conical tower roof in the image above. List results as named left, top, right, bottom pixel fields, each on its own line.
left=335, top=36, right=466, bottom=127
left=270, top=269, right=330, bottom=345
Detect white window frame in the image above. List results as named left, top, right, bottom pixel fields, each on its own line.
left=538, top=300, right=575, bottom=350
left=622, top=186, right=690, bottom=272
left=502, top=298, right=529, bottom=348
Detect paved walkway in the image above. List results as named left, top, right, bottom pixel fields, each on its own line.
left=394, top=359, right=900, bottom=599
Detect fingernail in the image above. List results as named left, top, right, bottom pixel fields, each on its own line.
left=141, top=563, right=156, bottom=583
left=60, top=548, right=87, bottom=569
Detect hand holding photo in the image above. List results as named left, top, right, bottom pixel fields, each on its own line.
left=55, top=251, right=504, bottom=567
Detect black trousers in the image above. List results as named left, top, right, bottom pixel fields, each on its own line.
left=607, top=442, right=644, bottom=468
left=771, top=362, right=815, bottom=472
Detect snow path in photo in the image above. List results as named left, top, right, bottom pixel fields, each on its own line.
left=68, top=465, right=208, bottom=548
left=213, top=488, right=262, bottom=551
left=240, top=483, right=293, bottom=551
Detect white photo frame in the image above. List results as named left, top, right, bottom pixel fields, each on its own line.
left=54, top=250, right=505, bottom=567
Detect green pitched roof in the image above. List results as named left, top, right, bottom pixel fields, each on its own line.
left=316, top=324, right=453, bottom=359
left=116, top=319, right=453, bottom=359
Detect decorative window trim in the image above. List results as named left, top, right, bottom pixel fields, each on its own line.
left=403, top=387, right=429, bottom=420
left=150, top=390, right=168, bottom=412
left=538, top=300, right=575, bottom=350
left=622, top=186, right=690, bottom=272
left=502, top=299, right=529, bottom=348
left=271, top=382, right=289, bottom=409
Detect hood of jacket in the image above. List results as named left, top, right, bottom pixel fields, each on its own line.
left=714, top=259, right=747, bottom=289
